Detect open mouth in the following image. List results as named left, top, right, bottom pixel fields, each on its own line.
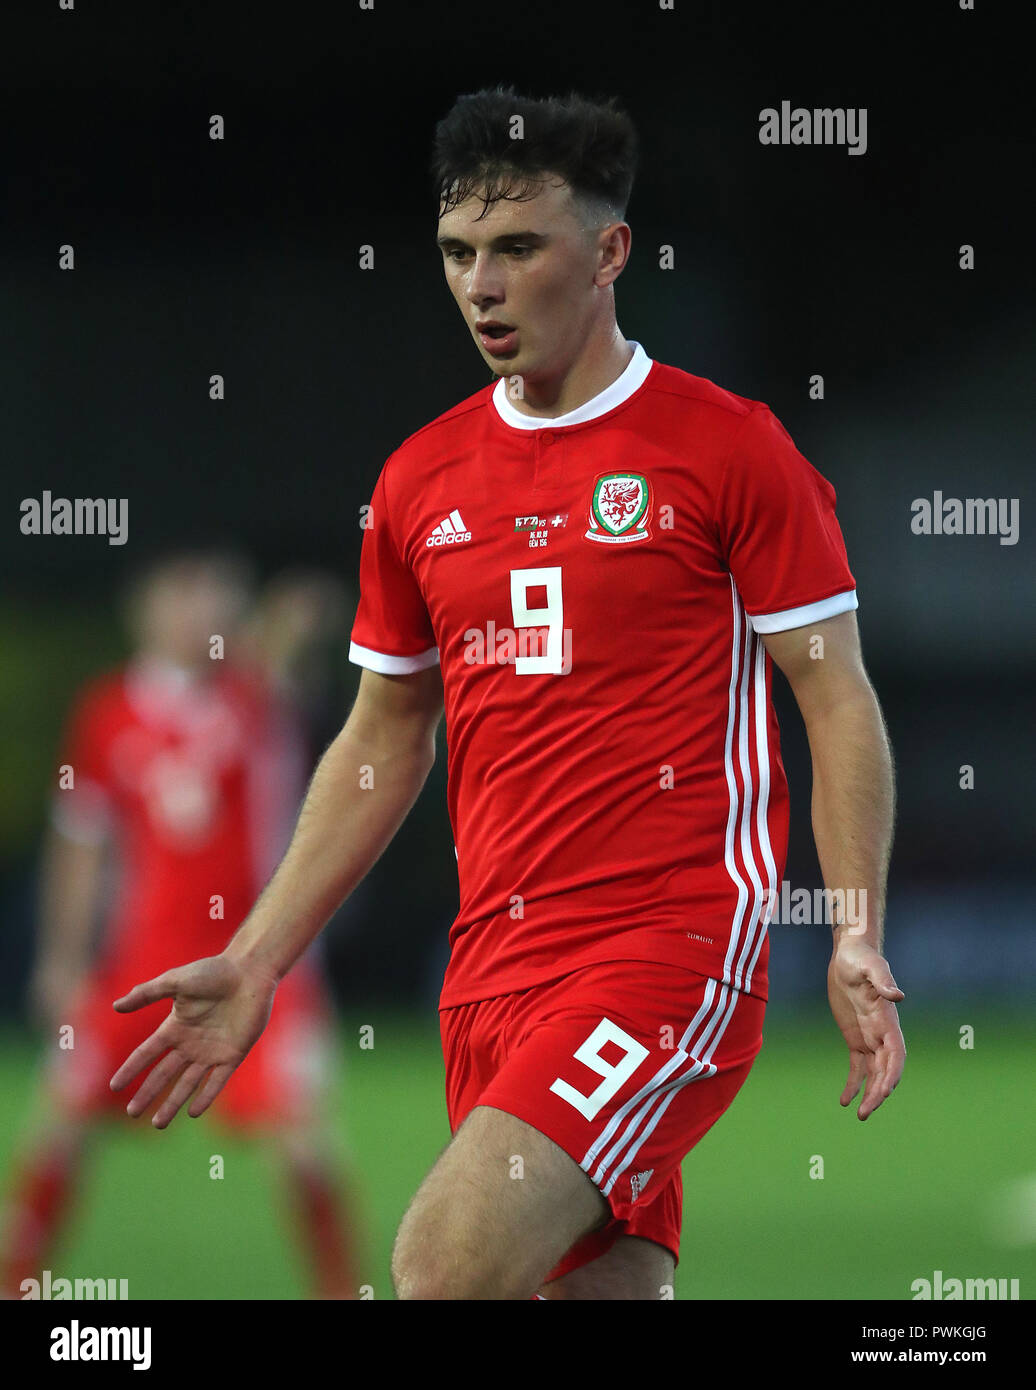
left=476, top=322, right=519, bottom=355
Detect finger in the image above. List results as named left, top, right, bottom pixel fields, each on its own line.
left=886, top=1038, right=907, bottom=1089
left=151, top=1062, right=208, bottom=1130
left=109, top=1026, right=175, bottom=1093
left=855, top=1048, right=884, bottom=1119
left=113, top=970, right=183, bottom=1014
left=187, top=1064, right=235, bottom=1119
left=123, top=1049, right=187, bottom=1118
left=839, top=1052, right=865, bottom=1107
left=858, top=1034, right=905, bottom=1118
left=874, top=1034, right=907, bottom=1105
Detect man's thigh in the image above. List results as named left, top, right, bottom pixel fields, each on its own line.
left=425, top=961, right=764, bottom=1298
left=392, top=1103, right=609, bottom=1300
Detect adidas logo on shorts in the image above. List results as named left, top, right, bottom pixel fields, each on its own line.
left=630, top=1168, right=654, bottom=1201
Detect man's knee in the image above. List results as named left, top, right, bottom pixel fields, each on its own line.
left=539, top=1234, right=676, bottom=1300
left=391, top=1215, right=529, bottom=1301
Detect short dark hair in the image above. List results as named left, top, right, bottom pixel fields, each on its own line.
left=432, top=85, right=638, bottom=224
left=119, top=545, right=254, bottom=610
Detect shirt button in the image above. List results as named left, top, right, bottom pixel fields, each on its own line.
left=541, top=431, right=554, bottom=446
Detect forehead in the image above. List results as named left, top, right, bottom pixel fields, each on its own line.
left=145, top=565, right=240, bottom=600
left=437, top=177, right=577, bottom=239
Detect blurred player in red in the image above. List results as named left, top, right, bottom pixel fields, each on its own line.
left=0, top=551, right=358, bottom=1299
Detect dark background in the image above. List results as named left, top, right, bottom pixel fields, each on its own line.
left=1, top=0, right=1032, bottom=1012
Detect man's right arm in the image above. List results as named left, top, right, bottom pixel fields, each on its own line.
left=226, top=662, right=444, bottom=983
left=109, top=663, right=443, bottom=1125
left=32, top=827, right=107, bottom=1028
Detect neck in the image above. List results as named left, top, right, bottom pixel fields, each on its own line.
left=509, top=321, right=633, bottom=418
left=135, top=650, right=207, bottom=683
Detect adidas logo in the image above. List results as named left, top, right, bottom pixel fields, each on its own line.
left=426, top=509, right=472, bottom=547
left=630, top=1168, right=654, bottom=1201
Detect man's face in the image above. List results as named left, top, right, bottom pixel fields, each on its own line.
left=436, top=177, right=613, bottom=386
left=135, top=563, right=249, bottom=666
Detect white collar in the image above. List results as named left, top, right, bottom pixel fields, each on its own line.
left=491, top=340, right=653, bottom=430
left=124, top=655, right=200, bottom=722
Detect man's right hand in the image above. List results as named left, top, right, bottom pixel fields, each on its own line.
left=108, top=953, right=278, bottom=1128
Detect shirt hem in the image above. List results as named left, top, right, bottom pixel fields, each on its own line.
left=438, top=944, right=770, bottom=1010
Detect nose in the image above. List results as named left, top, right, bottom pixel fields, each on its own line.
left=465, top=251, right=502, bottom=308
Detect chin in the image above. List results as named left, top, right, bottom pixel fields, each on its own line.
left=485, top=355, right=521, bottom=377
left=473, top=334, right=524, bottom=375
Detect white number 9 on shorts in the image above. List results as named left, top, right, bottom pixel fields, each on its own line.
left=549, top=1017, right=649, bottom=1121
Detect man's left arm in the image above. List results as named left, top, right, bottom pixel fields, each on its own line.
left=761, top=610, right=906, bottom=1120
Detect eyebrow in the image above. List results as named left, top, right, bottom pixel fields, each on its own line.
left=435, top=231, right=548, bottom=250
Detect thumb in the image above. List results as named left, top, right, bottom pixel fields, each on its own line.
left=867, top=963, right=904, bottom=1001
left=113, top=968, right=183, bottom=1013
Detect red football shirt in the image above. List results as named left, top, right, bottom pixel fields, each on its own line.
left=349, top=343, right=857, bottom=1007
left=53, top=658, right=306, bottom=981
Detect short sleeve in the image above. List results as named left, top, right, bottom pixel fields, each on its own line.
left=348, top=462, right=439, bottom=674
left=715, top=406, right=858, bottom=633
left=51, top=686, right=115, bottom=844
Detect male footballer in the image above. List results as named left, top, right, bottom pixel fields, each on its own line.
left=111, top=86, right=906, bottom=1300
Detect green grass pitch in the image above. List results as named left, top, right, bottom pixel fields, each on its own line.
left=1, top=1008, right=1032, bottom=1299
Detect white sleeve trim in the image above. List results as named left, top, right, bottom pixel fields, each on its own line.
left=348, top=640, right=440, bottom=674
left=748, top=589, right=858, bottom=633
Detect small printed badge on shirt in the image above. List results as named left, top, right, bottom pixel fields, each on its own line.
left=515, top=512, right=570, bottom=549
left=585, top=472, right=652, bottom=544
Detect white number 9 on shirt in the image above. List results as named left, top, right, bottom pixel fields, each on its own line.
left=510, top=566, right=564, bottom=674
left=549, top=1018, right=650, bottom=1121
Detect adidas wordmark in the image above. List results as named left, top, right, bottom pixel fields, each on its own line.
left=426, top=509, right=472, bottom=547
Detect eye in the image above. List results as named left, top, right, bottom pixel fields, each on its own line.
left=505, top=244, right=530, bottom=257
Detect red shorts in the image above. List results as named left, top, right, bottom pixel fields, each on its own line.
left=440, top=959, right=764, bottom=1283
left=47, top=962, right=333, bottom=1129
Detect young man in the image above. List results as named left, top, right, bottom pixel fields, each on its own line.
left=110, top=88, right=906, bottom=1300
left=2, top=553, right=358, bottom=1299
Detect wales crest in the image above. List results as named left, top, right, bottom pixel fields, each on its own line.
left=585, top=471, right=651, bottom=544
